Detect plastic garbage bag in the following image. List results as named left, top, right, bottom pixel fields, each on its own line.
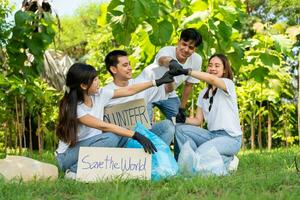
left=194, top=146, right=228, bottom=176
left=177, top=141, right=196, bottom=174
left=126, top=122, right=178, bottom=180
left=177, top=142, right=227, bottom=176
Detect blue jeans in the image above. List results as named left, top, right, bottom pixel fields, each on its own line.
left=150, top=119, right=175, bottom=146
left=56, top=133, right=128, bottom=173
left=148, top=97, right=180, bottom=159
left=147, top=97, right=180, bottom=121
left=175, top=124, right=242, bottom=167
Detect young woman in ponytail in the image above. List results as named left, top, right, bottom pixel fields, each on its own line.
left=173, top=54, right=242, bottom=171
left=55, top=63, right=174, bottom=178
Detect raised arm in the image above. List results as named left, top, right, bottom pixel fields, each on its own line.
left=113, top=81, right=154, bottom=98
left=189, top=71, right=227, bottom=92
left=113, top=72, right=174, bottom=98
left=170, top=66, right=227, bottom=92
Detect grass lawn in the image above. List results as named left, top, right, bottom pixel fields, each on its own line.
left=1, top=147, right=300, bottom=200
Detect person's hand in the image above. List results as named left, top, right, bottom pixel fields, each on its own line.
left=169, top=59, right=191, bottom=76
left=132, top=131, right=157, bottom=154
left=176, top=108, right=186, bottom=123
left=155, top=71, right=174, bottom=87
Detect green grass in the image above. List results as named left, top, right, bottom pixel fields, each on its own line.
left=1, top=147, right=300, bottom=200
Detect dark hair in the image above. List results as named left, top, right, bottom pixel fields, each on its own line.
left=203, top=54, right=233, bottom=99
left=180, top=28, right=202, bottom=47
left=104, top=50, right=128, bottom=76
left=56, top=63, right=98, bottom=147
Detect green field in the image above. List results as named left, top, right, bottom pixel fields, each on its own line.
left=1, top=147, right=300, bottom=200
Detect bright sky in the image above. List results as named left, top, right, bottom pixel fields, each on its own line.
left=8, top=0, right=108, bottom=20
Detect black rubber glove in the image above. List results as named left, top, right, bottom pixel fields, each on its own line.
left=169, top=59, right=191, bottom=76
left=132, top=131, right=157, bottom=154
left=176, top=108, right=186, bottom=123
left=155, top=71, right=174, bottom=87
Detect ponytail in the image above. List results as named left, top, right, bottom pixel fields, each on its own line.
left=56, top=89, right=80, bottom=147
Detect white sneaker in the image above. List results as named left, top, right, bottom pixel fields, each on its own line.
left=228, top=155, right=239, bottom=172
left=64, top=169, right=76, bottom=180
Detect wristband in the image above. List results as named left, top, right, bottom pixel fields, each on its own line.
left=152, top=80, right=157, bottom=86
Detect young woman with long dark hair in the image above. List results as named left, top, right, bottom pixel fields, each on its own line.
left=55, top=63, right=174, bottom=178
left=174, top=54, right=242, bottom=171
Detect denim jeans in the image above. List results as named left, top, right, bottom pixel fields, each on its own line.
left=148, top=97, right=180, bottom=159
left=175, top=124, right=242, bottom=168
left=147, top=97, right=180, bottom=121
left=56, top=132, right=128, bottom=173
left=56, top=120, right=175, bottom=173
left=150, top=119, right=175, bottom=146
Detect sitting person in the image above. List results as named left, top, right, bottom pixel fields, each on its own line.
left=55, top=63, right=174, bottom=179
left=103, top=50, right=175, bottom=146
left=174, top=54, right=242, bottom=171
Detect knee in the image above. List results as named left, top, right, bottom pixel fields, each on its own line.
left=101, top=132, right=122, bottom=145
left=175, top=124, right=186, bottom=136
left=161, top=119, right=175, bottom=136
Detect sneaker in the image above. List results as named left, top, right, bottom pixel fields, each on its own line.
left=64, top=169, right=76, bottom=180
left=228, top=155, right=239, bottom=172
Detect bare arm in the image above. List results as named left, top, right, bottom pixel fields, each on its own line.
left=189, top=71, right=227, bottom=92
left=158, top=56, right=173, bottom=67
left=78, top=115, right=134, bottom=137
left=113, top=81, right=154, bottom=98
left=164, top=82, right=175, bottom=93
left=185, top=107, right=204, bottom=126
left=180, top=82, right=193, bottom=108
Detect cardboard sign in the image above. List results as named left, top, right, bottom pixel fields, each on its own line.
left=104, top=99, right=151, bottom=130
left=76, top=147, right=152, bottom=182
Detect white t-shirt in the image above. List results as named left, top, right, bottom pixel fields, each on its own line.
left=197, top=78, right=242, bottom=137
left=103, top=77, right=167, bottom=107
left=56, top=88, right=114, bottom=153
left=138, top=46, right=202, bottom=98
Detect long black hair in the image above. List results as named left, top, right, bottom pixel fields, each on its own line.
left=203, top=54, right=233, bottom=99
left=56, top=63, right=98, bottom=147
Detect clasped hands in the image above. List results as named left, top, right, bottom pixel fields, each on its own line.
left=155, top=59, right=191, bottom=86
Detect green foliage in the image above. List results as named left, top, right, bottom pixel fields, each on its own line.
left=7, top=11, right=55, bottom=77
left=0, top=0, right=13, bottom=47
left=85, top=0, right=298, bottom=147
left=0, top=6, right=58, bottom=153
left=52, top=2, right=101, bottom=59
left=247, top=0, right=300, bottom=25
left=1, top=0, right=299, bottom=150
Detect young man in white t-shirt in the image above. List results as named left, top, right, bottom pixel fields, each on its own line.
left=138, top=28, right=203, bottom=121
left=103, top=50, right=175, bottom=145
left=138, top=28, right=202, bottom=160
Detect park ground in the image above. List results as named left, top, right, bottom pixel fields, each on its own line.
left=0, top=147, right=300, bottom=200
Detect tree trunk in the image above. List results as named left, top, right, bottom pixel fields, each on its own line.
left=258, top=84, right=263, bottom=151
left=8, top=120, right=13, bottom=149
left=15, top=97, right=22, bottom=155
left=284, top=114, right=288, bottom=148
left=29, top=116, right=33, bottom=153
left=298, top=52, right=300, bottom=146
left=241, top=119, right=245, bottom=150
left=258, top=109, right=262, bottom=150
left=21, top=98, right=26, bottom=149
left=267, top=104, right=272, bottom=151
left=251, top=113, right=255, bottom=150
left=4, top=122, right=8, bottom=156
left=37, top=113, right=43, bottom=155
